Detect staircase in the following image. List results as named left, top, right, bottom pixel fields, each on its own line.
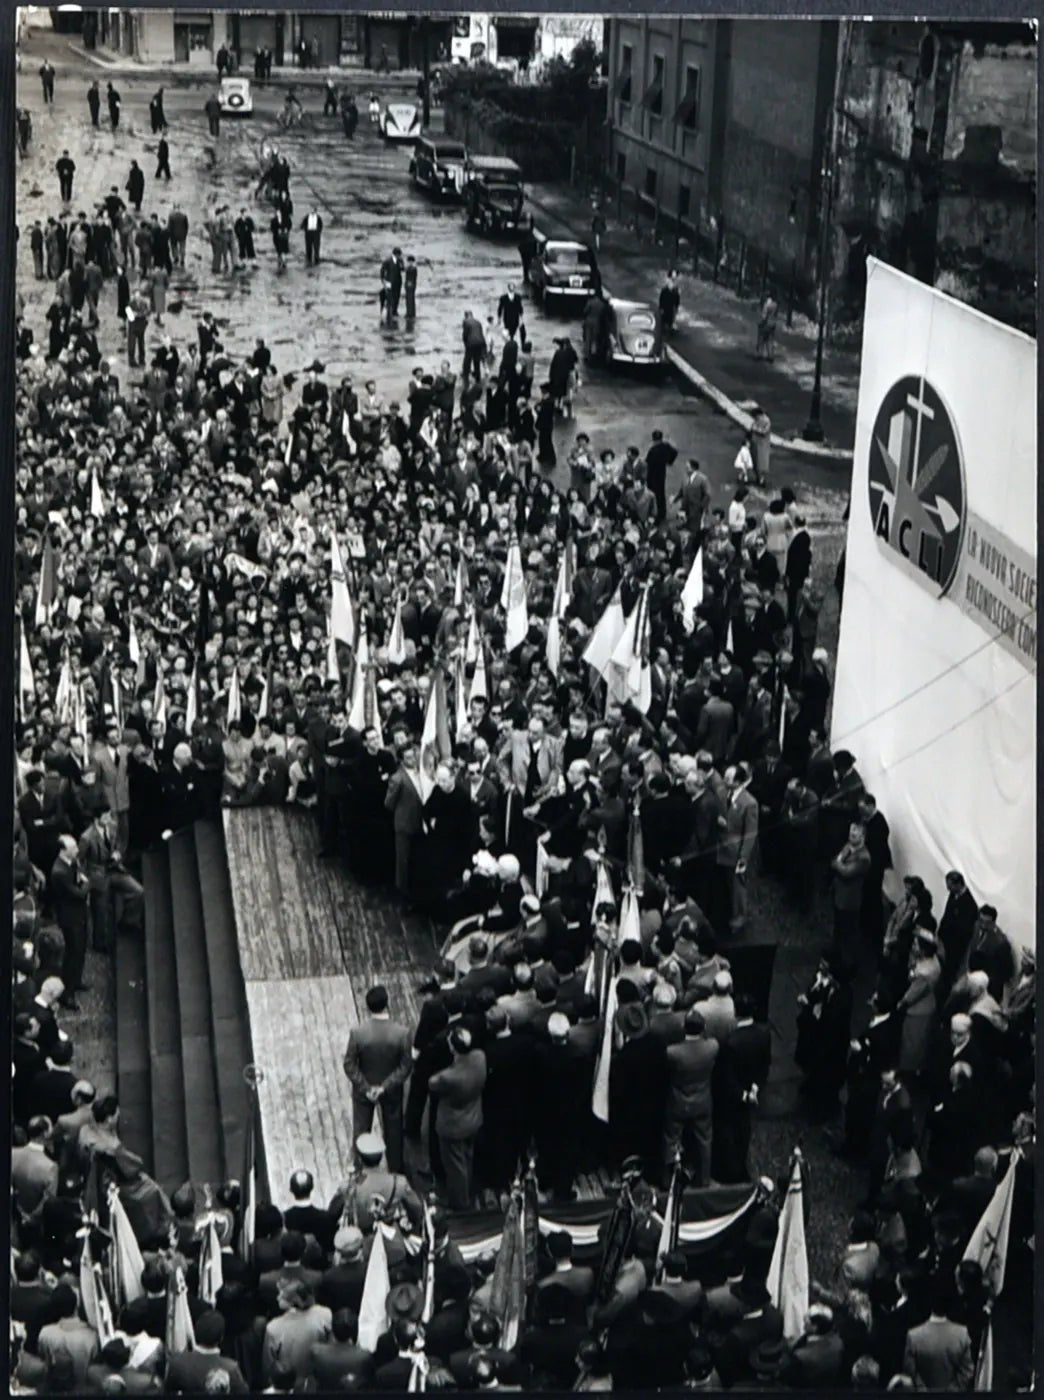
left=122, top=822, right=252, bottom=1196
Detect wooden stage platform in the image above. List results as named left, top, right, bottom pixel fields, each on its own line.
left=223, top=807, right=437, bottom=1206
left=223, top=806, right=612, bottom=1208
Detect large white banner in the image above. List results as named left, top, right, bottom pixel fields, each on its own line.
left=833, top=259, right=1036, bottom=947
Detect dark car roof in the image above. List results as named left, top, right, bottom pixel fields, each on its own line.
left=468, top=155, right=522, bottom=175
left=419, top=133, right=465, bottom=155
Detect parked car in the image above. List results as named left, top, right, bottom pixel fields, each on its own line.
left=219, top=76, right=253, bottom=117
left=601, top=297, right=666, bottom=368
left=381, top=99, right=421, bottom=142
left=463, top=155, right=524, bottom=235
left=410, top=134, right=467, bottom=198
left=531, top=238, right=600, bottom=307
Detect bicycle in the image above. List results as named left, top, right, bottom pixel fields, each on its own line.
left=276, top=99, right=304, bottom=132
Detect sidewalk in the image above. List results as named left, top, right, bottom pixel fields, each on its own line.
left=67, top=41, right=420, bottom=91
left=526, top=181, right=859, bottom=464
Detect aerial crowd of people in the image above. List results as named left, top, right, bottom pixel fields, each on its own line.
left=11, top=48, right=1035, bottom=1396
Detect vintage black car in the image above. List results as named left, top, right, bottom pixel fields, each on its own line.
left=531, top=238, right=600, bottom=308
left=410, top=134, right=467, bottom=199
left=463, top=155, right=524, bottom=235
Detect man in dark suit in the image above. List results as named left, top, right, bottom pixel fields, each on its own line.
left=11, top=1249, right=56, bottom=1353
left=29, top=1036, right=78, bottom=1126
left=307, top=1307, right=372, bottom=1388
left=18, top=769, right=66, bottom=874
left=532, top=1013, right=588, bottom=1202
left=161, top=742, right=204, bottom=834
left=343, top=984, right=412, bottom=1171
left=479, top=1006, right=534, bottom=1191
left=858, top=793, right=893, bottom=949
left=713, top=764, right=759, bottom=938
left=535, top=1230, right=595, bottom=1306
left=944, top=1146, right=999, bottom=1240
left=49, top=835, right=90, bottom=1008
left=429, top=1027, right=487, bottom=1210
left=136, top=523, right=175, bottom=582
left=937, top=870, right=979, bottom=999
left=710, top=1276, right=784, bottom=1389
left=256, top=1232, right=323, bottom=1319
left=784, top=517, right=812, bottom=620
left=664, top=1009, right=719, bottom=1186
left=317, top=1228, right=368, bottom=1314
left=166, top=1309, right=249, bottom=1391
left=383, top=743, right=424, bottom=907
left=712, top=994, right=771, bottom=1183
left=283, top=1169, right=337, bottom=1252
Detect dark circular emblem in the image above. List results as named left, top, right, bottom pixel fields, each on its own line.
left=867, top=375, right=966, bottom=596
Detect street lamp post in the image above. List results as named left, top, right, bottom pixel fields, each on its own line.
left=803, top=151, right=833, bottom=444
left=421, top=17, right=431, bottom=128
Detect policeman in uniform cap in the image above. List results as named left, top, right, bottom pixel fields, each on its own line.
left=349, top=1132, right=424, bottom=1239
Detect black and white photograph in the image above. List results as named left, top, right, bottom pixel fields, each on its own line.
left=10, top=6, right=1037, bottom=1393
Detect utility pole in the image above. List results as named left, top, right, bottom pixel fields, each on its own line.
left=803, top=19, right=851, bottom=444
left=421, top=16, right=431, bottom=128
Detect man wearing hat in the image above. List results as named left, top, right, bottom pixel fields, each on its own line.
left=349, top=1131, right=423, bottom=1236
left=711, top=1274, right=783, bottom=1389
left=343, top=984, right=412, bottom=1171
left=664, top=1008, right=719, bottom=1187
left=318, top=1227, right=367, bottom=1313
left=519, top=1283, right=590, bottom=1389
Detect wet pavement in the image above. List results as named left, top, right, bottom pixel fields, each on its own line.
left=17, top=29, right=849, bottom=524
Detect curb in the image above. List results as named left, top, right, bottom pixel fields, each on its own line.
left=665, top=347, right=854, bottom=465
left=526, top=189, right=854, bottom=468
left=66, top=42, right=420, bottom=87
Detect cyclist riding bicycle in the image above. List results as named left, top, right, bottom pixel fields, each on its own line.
left=280, top=87, right=303, bottom=127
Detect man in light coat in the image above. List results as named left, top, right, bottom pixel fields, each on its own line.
left=713, top=763, right=758, bottom=937
left=383, top=743, right=425, bottom=907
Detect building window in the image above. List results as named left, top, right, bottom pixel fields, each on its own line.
left=678, top=184, right=691, bottom=220
left=644, top=167, right=658, bottom=200
left=615, top=43, right=633, bottom=104
left=616, top=152, right=626, bottom=186
left=642, top=54, right=664, bottom=116
left=675, top=66, right=701, bottom=131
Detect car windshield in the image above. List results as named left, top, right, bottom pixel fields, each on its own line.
left=627, top=310, right=656, bottom=329
left=547, top=247, right=592, bottom=268
left=487, top=183, right=520, bottom=199
left=436, top=146, right=465, bottom=160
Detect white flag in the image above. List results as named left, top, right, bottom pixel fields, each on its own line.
left=464, top=607, right=480, bottom=665
left=19, top=625, right=35, bottom=709
left=387, top=594, right=407, bottom=666
left=608, top=588, right=651, bottom=714
left=778, top=685, right=789, bottom=747
left=453, top=554, right=466, bottom=608
left=546, top=614, right=562, bottom=679
left=127, top=614, right=141, bottom=666
left=227, top=666, right=242, bottom=727
left=468, top=639, right=488, bottom=705
left=330, top=533, right=356, bottom=648
left=618, top=885, right=641, bottom=946
left=347, top=618, right=370, bottom=730
left=358, top=1227, right=390, bottom=1352
left=341, top=410, right=356, bottom=454
left=184, top=666, right=198, bottom=735
left=500, top=538, right=528, bottom=653
left=198, top=1215, right=224, bottom=1306
left=592, top=975, right=618, bottom=1123
left=90, top=469, right=106, bottom=519
left=581, top=585, right=626, bottom=680
left=454, top=655, right=469, bottom=742
left=767, top=1150, right=809, bottom=1341
left=107, top=1185, right=145, bottom=1307
left=963, top=1147, right=1019, bottom=1300
left=680, top=547, right=704, bottom=632
left=326, top=623, right=340, bottom=684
